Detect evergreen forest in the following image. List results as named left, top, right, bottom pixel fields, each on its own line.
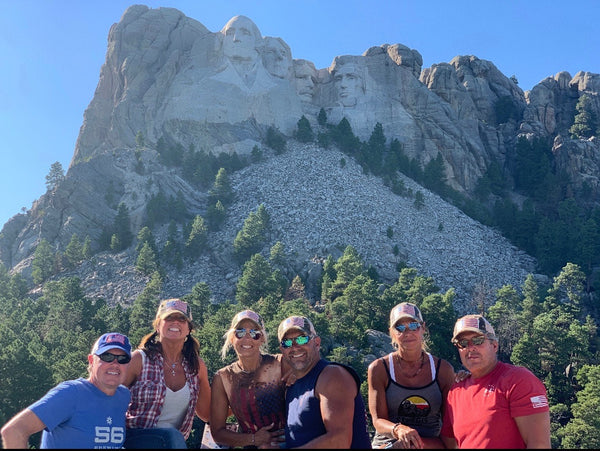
left=2, top=104, right=600, bottom=448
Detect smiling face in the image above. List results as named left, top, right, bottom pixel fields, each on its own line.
left=158, top=313, right=191, bottom=342
left=280, top=329, right=321, bottom=378
left=232, top=318, right=264, bottom=358
left=88, top=348, right=130, bottom=394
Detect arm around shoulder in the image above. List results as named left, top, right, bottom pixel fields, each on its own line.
left=123, top=350, right=143, bottom=387
left=195, top=357, right=211, bottom=422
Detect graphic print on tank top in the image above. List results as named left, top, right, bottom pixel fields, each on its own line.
left=398, top=395, right=431, bottom=418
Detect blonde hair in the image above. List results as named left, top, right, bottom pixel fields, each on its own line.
left=220, top=315, right=269, bottom=360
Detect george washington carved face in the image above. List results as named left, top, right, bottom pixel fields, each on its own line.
left=221, top=15, right=261, bottom=62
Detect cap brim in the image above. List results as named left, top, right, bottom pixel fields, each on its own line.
left=94, top=345, right=131, bottom=357
left=234, top=319, right=263, bottom=330
left=453, top=328, right=489, bottom=341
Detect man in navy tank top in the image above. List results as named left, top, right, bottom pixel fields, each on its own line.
left=278, top=315, right=372, bottom=448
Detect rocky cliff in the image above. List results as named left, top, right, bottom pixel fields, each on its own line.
left=1, top=4, right=598, bottom=312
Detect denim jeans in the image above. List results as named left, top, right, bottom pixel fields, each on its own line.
left=124, top=427, right=188, bottom=449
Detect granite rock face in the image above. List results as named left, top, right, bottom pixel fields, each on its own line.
left=1, top=5, right=599, bottom=312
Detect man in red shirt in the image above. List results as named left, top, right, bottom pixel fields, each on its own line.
left=440, top=314, right=551, bottom=449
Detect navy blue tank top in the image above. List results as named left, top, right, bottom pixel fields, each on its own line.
left=285, top=359, right=371, bottom=448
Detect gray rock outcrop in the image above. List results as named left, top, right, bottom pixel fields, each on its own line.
left=1, top=5, right=599, bottom=315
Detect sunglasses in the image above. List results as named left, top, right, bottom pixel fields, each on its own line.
left=234, top=328, right=262, bottom=340
left=394, top=321, right=421, bottom=333
left=164, top=315, right=188, bottom=322
left=280, top=335, right=311, bottom=349
left=98, top=352, right=131, bottom=364
left=454, top=336, right=487, bottom=349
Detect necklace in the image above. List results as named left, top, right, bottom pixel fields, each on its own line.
left=163, top=355, right=181, bottom=377
left=397, top=351, right=425, bottom=379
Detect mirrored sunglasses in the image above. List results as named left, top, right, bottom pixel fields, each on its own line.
left=280, top=335, right=311, bottom=349
left=98, top=352, right=131, bottom=364
left=234, top=328, right=262, bottom=340
left=454, top=335, right=487, bottom=349
left=394, top=321, right=421, bottom=333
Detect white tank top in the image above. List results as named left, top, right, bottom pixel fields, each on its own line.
left=156, top=383, right=190, bottom=429
left=388, top=352, right=436, bottom=382
left=140, top=350, right=190, bottom=429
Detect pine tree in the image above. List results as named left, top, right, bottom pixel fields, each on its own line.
left=64, top=234, right=83, bottom=269
left=208, top=168, right=233, bottom=205
left=570, top=94, right=597, bottom=139
left=186, top=215, right=208, bottom=257
left=45, top=161, right=65, bottom=191
left=82, top=236, right=92, bottom=259
left=32, top=239, right=55, bottom=284
left=136, top=242, right=158, bottom=275
left=317, top=108, right=327, bottom=126
left=295, top=115, right=314, bottom=142
left=113, top=202, right=133, bottom=250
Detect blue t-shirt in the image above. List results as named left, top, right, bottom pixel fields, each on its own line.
left=29, top=378, right=131, bottom=449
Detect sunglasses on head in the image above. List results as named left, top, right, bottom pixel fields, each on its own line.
left=98, top=352, right=131, bottom=364
left=280, top=335, right=311, bottom=349
left=234, top=328, right=262, bottom=340
left=394, top=321, right=421, bottom=333
left=454, top=335, right=487, bottom=349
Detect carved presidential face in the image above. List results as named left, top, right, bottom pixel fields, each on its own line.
left=293, top=60, right=317, bottom=101
left=221, top=15, right=261, bottom=61
left=263, top=37, right=292, bottom=79
left=334, top=62, right=365, bottom=107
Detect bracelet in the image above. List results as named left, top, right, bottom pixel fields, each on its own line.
left=251, top=433, right=255, bottom=446
left=392, top=422, right=402, bottom=439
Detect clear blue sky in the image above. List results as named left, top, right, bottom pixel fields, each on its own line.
left=1, top=0, right=598, bottom=227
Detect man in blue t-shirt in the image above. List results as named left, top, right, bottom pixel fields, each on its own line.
left=1, top=332, right=132, bottom=449
left=278, top=316, right=371, bottom=449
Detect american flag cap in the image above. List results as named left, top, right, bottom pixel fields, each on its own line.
left=156, top=298, right=192, bottom=321
left=278, top=315, right=317, bottom=341
left=92, top=332, right=132, bottom=357
left=231, top=309, right=265, bottom=332
left=390, top=302, right=424, bottom=327
left=452, top=314, right=496, bottom=342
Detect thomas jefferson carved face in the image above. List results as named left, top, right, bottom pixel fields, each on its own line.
left=221, top=15, right=261, bottom=62
left=333, top=62, right=365, bottom=107
left=263, top=37, right=292, bottom=79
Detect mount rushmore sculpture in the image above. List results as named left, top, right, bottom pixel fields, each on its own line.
left=73, top=5, right=532, bottom=193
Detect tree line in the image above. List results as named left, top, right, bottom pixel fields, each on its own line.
left=2, top=248, right=600, bottom=448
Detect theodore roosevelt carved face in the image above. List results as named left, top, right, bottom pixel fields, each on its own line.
left=293, top=59, right=317, bottom=101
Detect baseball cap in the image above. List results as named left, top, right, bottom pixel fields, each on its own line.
left=390, top=302, right=423, bottom=327
left=278, top=315, right=317, bottom=341
left=230, top=310, right=265, bottom=332
left=156, top=298, right=192, bottom=321
left=452, top=314, right=496, bottom=342
left=92, top=332, right=132, bottom=357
